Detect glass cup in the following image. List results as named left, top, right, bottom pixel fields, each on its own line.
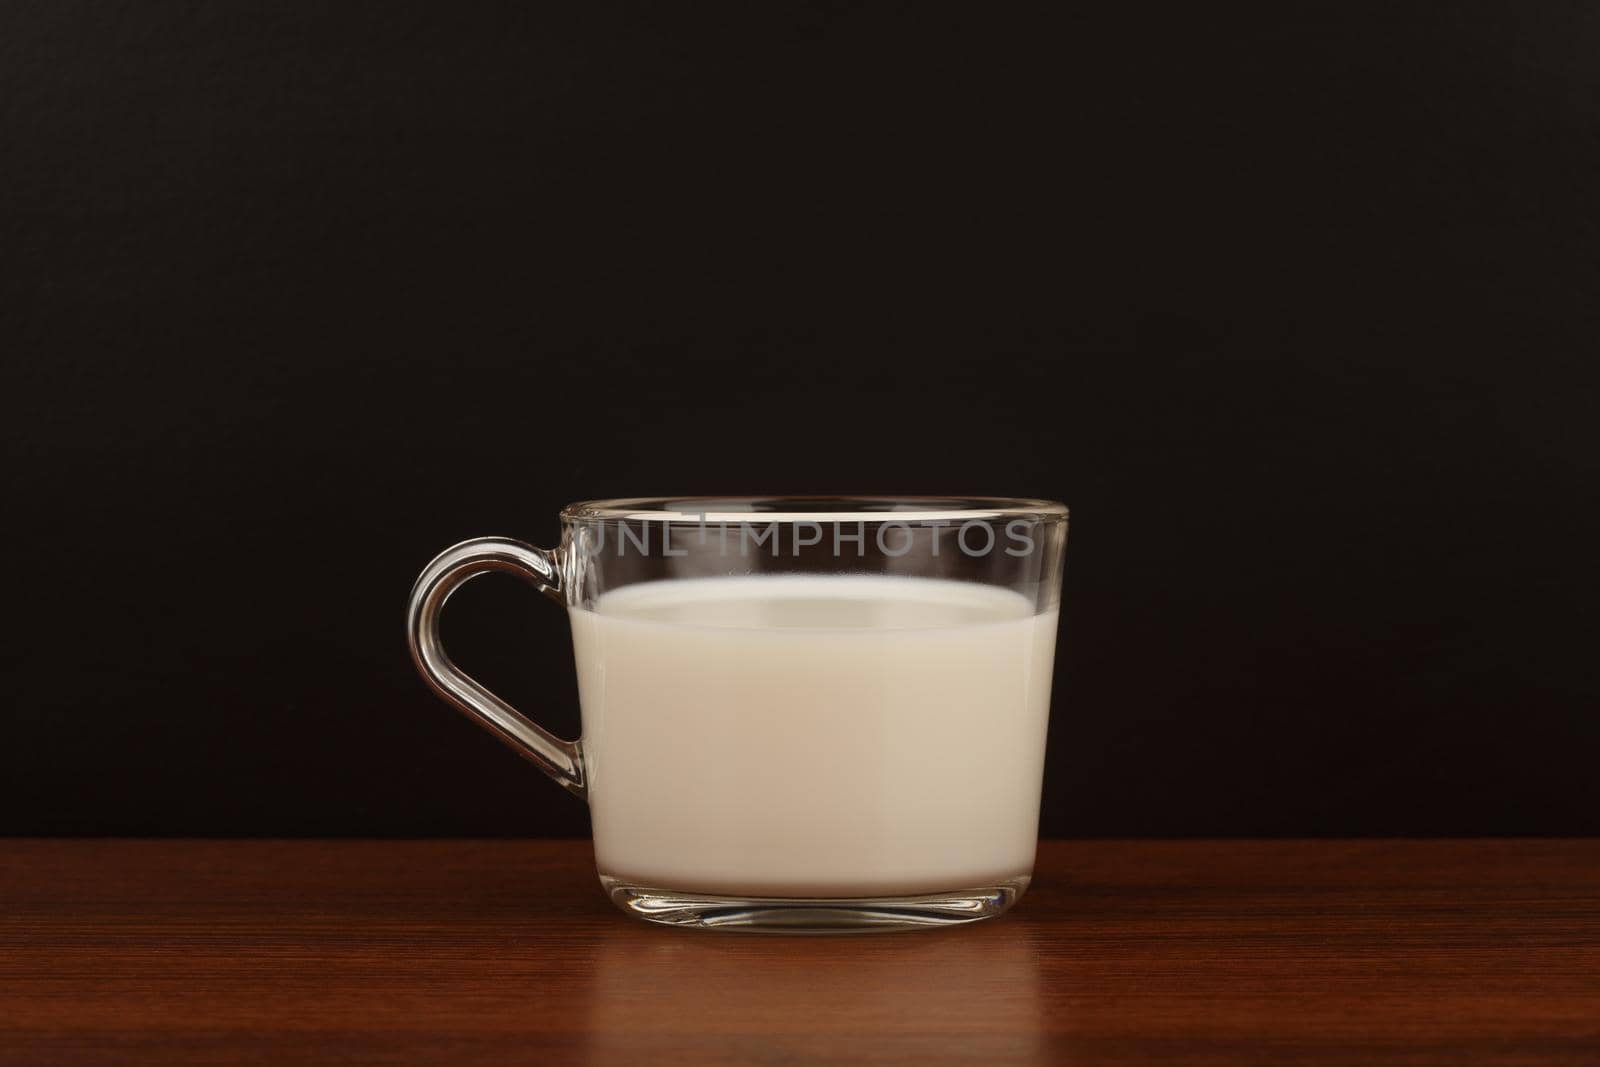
left=407, top=496, right=1068, bottom=930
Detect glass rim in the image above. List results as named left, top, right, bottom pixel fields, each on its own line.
left=560, top=495, right=1069, bottom=524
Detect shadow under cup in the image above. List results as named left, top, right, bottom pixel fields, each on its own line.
left=409, top=496, right=1068, bottom=930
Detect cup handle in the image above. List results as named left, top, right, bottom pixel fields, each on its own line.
left=407, top=537, right=586, bottom=799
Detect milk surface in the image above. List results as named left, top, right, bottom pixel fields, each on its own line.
left=570, top=575, right=1058, bottom=896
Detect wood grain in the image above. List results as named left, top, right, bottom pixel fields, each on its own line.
left=3, top=839, right=1597, bottom=1064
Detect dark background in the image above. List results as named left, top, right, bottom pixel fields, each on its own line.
left=4, top=3, right=1597, bottom=837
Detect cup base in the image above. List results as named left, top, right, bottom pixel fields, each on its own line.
left=599, top=875, right=1030, bottom=932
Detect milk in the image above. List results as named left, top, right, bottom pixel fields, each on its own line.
left=569, top=575, right=1058, bottom=897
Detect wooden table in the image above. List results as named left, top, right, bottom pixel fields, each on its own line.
left=3, top=839, right=1597, bottom=1064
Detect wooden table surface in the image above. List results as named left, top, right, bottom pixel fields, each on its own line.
left=3, top=839, right=1597, bottom=1065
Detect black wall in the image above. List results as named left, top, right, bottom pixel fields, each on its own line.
left=5, top=3, right=1597, bottom=836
